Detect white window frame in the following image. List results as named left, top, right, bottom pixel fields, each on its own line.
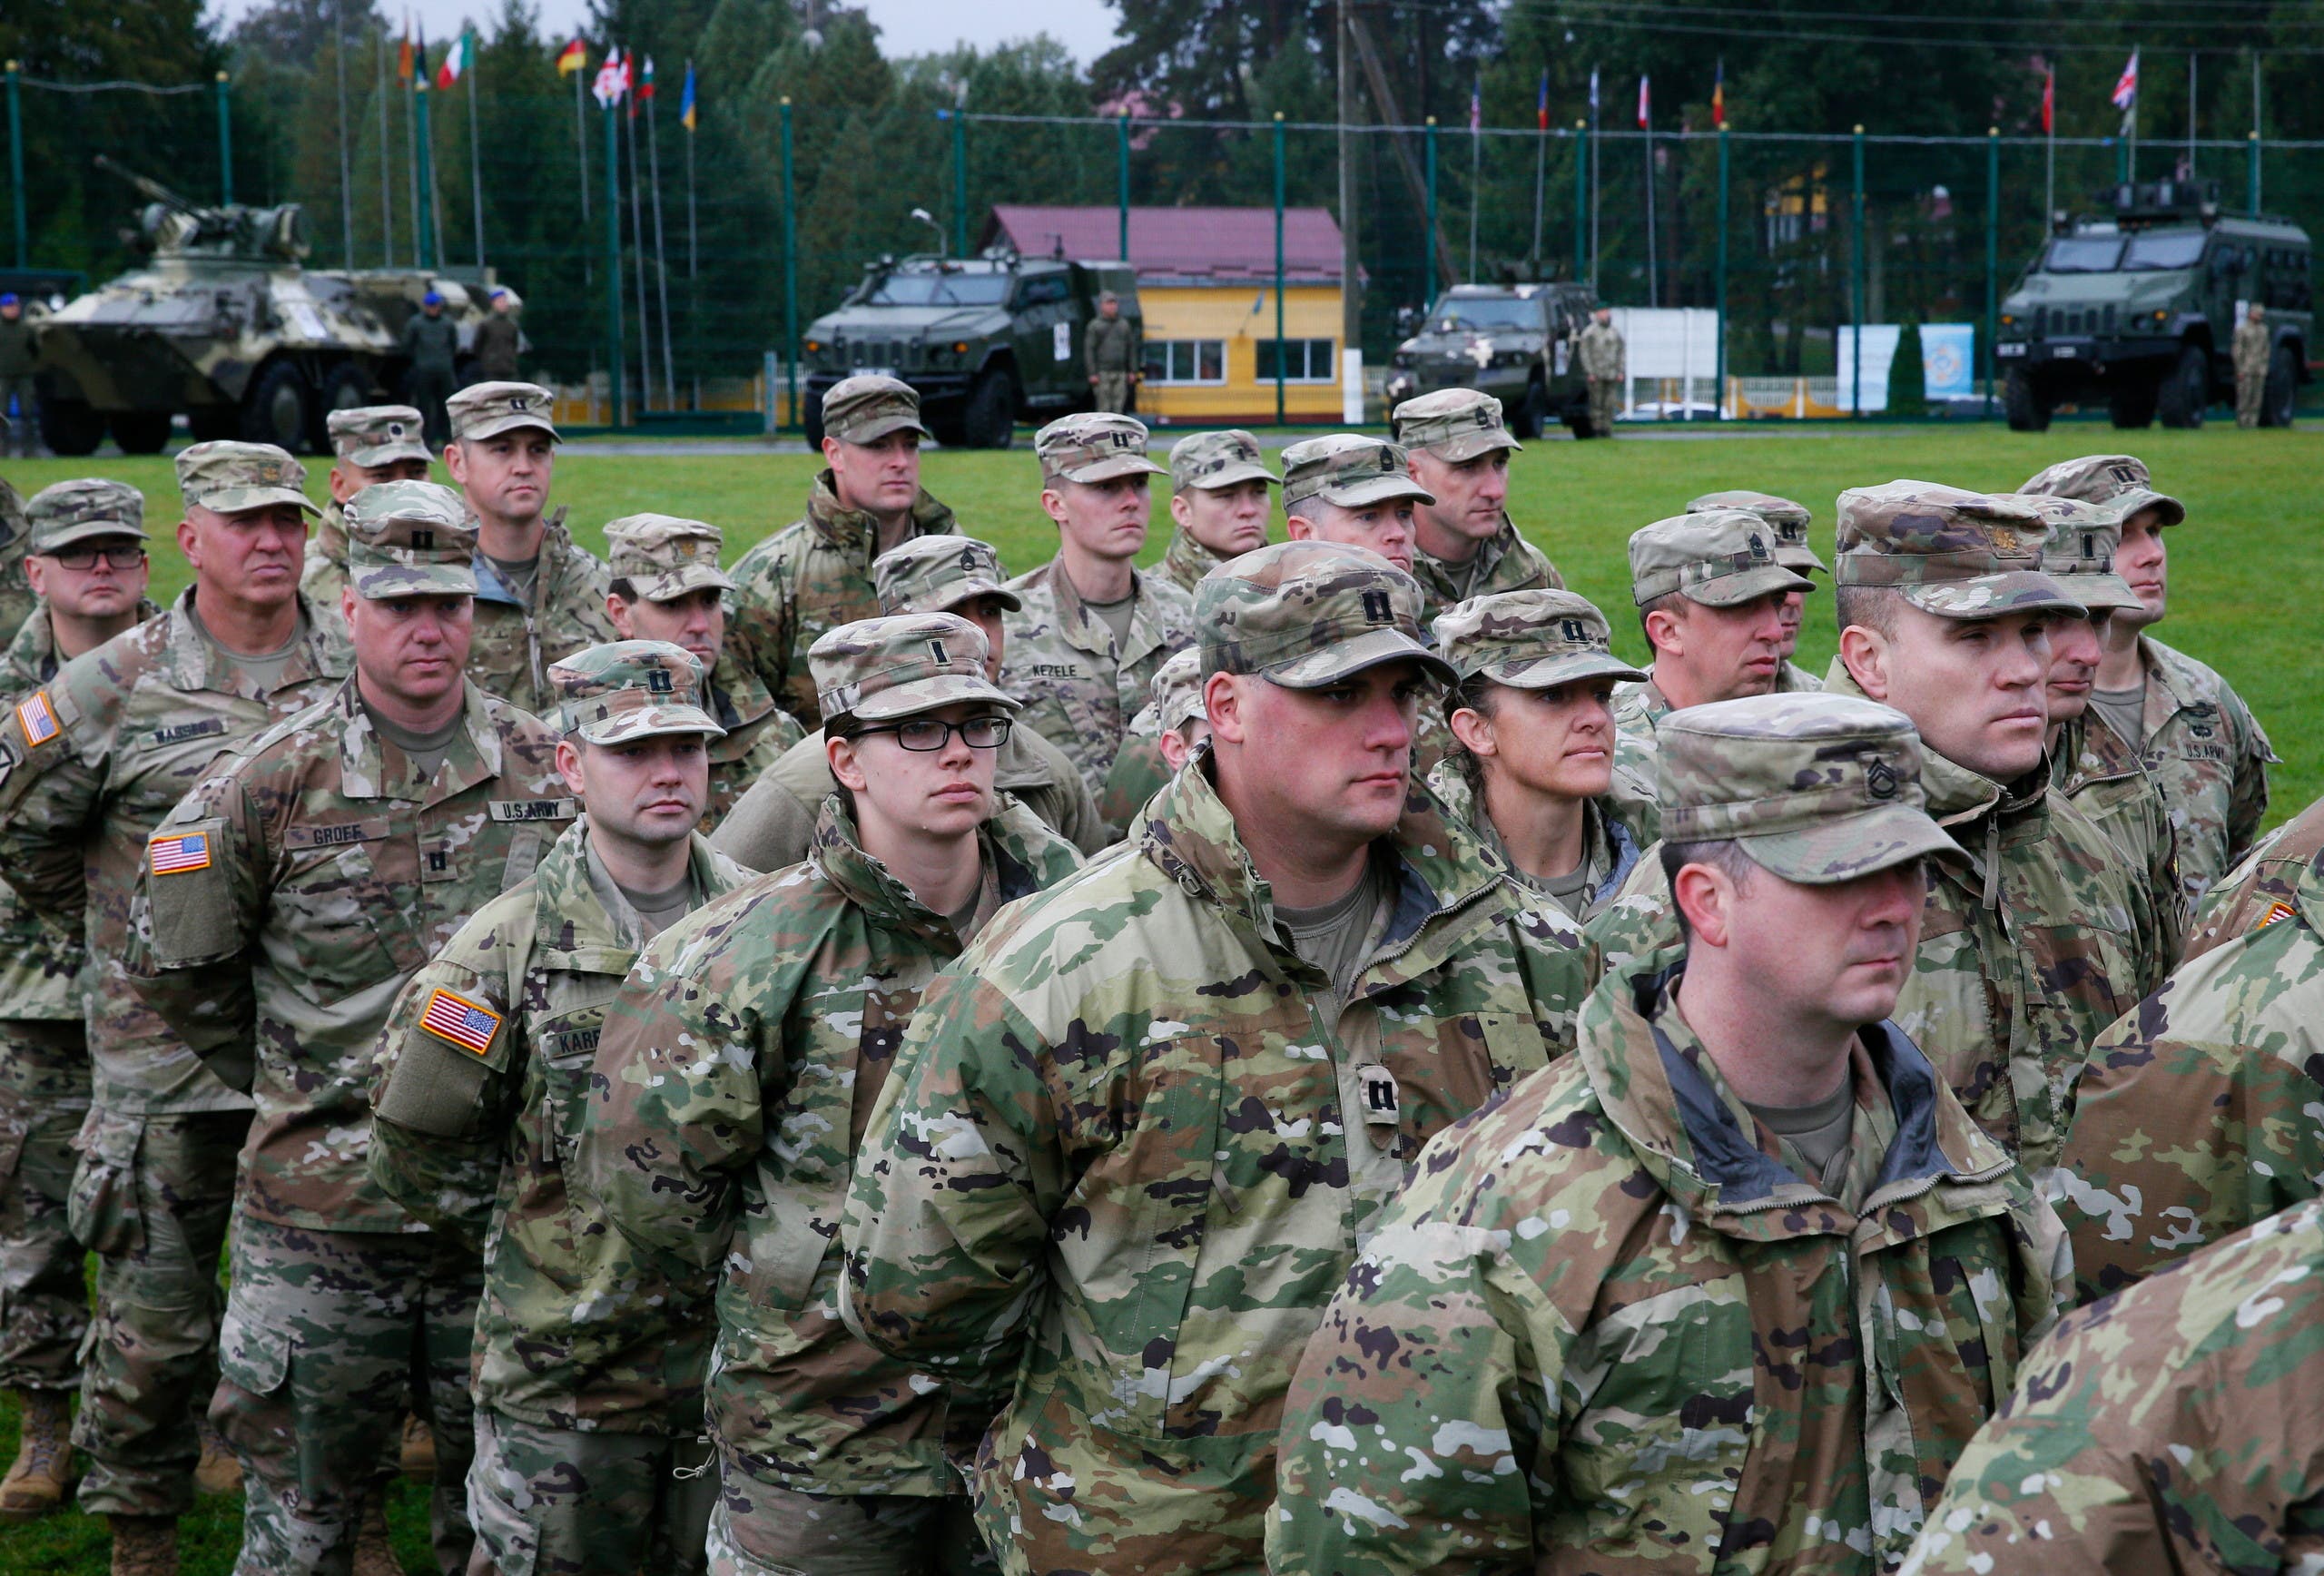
left=1143, top=339, right=1228, bottom=386
left=1259, top=337, right=1336, bottom=383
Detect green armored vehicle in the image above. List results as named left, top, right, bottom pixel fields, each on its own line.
left=1384, top=282, right=1600, bottom=438
left=1997, top=179, right=2311, bottom=431
left=800, top=250, right=1140, bottom=448
left=34, top=158, right=500, bottom=457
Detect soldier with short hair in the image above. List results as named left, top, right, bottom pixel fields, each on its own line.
left=601, top=514, right=802, bottom=828
left=402, top=291, right=460, bottom=447
left=1393, top=388, right=1564, bottom=617
left=0, top=480, right=157, bottom=1523
left=472, top=289, right=521, bottom=384
left=2232, top=299, right=2271, bottom=428
left=1280, top=433, right=1433, bottom=576
left=1154, top=429, right=1275, bottom=595
left=1576, top=305, right=1624, bottom=437
left=1085, top=290, right=1137, bottom=414
left=1610, top=510, right=1813, bottom=786
left=2018, top=454, right=2274, bottom=908
left=127, top=480, right=577, bottom=1576
left=841, top=541, right=1593, bottom=1576
left=1270, top=694, right=2068, bottom=1576
left=729, top=375, right=957, bottom=725
left=443, top=381, right=617, bottom=716
left=577, top=613, right=1081, bottom=1576
left=1000, top=412, right=1192, bottom=803
left=0, top=441, right=347, bottom=1576
left=368, top=640, right=751, bottom=1576
left=303, top=404, right=433, bottom=616
left=1688, top=488, right=1826, bottom=691
left=714, top=534, right=1105, bottom=869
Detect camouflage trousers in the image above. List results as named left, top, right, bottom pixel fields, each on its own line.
left=2238, top=370, right=2266, bottom=427
left=464, top=1409, right=715, bottom=1576
left=1092, top=373, right=1130, bottom=415
left=707, top=1464, right=997, bottom=1576
left=1588, top=376, right=1622, bottom=436
left=0, top=1018, right=91, bottom=1393
left=70, top=1106, right=245, bottom=1519
left=212, top=1212, right=481, bottom=1576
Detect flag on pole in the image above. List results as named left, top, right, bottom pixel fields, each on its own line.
left=435, top=31, right=469, bottom=90
left=639, top=56, right=656, bottom=100
left=397, top=15, right=414, bottom=83
left=1711, top=59, right=1725, bottom=127
left=1589, top=67, right=1599, bottom=113
left=2112, top=49, right=2140, bottom=111
left=416, top=18, right=428, bottom=84
left=593, top=47, right=629, bottom=108
left=556, top=39, right=587, bottom=76
left=681, top=62, right=697, bottom=131
left=2043, top=64, right=2055, bottom=133
left=1468, top=78, right=1480, bottom=133
left=1536, top=69, right=1549, bottom=131
left=1638, top=75, right=1651, bottom=128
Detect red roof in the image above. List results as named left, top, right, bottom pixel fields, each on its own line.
left=982, top=205, right=1345, bottom=285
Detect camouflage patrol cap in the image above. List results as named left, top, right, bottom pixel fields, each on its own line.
left=326, top=404, right=432, bottom=468
left=1628, top=511, right=1813, bottom=608
left=1138, top=647, right=1206, bottom=735
left=1659, top=693, right=1954, bottom=885
left=2019, top=495, right=2144, bottom=614
left=176, top=441, right=320, bottom=517
left=1196, top=539, right=1455, bottom=689
left=446, top=380, right=558, bottom=444
left=873, top=534, right=1022, bottom=616
left=1280, top=435, right=1436, bottom=513
left=2017, top=453, right=2187, bottom=528
left=1391, top=388, right=1522, bottom=462
left=1834, top=480, right=2077, bottom=619
left=1036, top=412, right=1167, bottom=485
left=26, top=478, right=148, bottom=553
left=604, top=514, right=735, bottom=603
left=343, top=480, right=478, bottom=599
left=811, top=612, right=1019, bottom=725
left=1433, top=588, right=1648, bottom=690
left=549, top=639, right=725, bottom=745
left=1167, top=428, right=1276, bottom=492
left=820, top=374, right=931, bottom=445
left=1688, top=488, right=1825, bottom=575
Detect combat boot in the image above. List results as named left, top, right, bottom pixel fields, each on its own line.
left=107, top=1513, right=178, bottom=1576
left=352, top=1492, right=402, bottom=1576
left=192, top=1421, right=241, bottom=1496
left=398, top=1413, right=435, bottom=1480
left=0, top=1386, right=74, bottom=1521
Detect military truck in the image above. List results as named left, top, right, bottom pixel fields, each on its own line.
left=799, top=250, right=1140, bottom=448
left=33, top=158, right=500, bottom=458
left=1384, top=281, right=1600, bottom=438
left=1996, top=179, right=2310, bottom=431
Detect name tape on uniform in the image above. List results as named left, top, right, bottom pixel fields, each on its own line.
left=419, top=988, right=502, bottom=1057
left=148, top=832, right=212, bottom=875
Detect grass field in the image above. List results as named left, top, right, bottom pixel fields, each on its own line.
left=0, top=420, right=2319, bottom=1570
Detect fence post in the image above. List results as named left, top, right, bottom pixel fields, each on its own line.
left=1715, top=119, right=1728, bottom=417
left=215, top=71, right=234, bottom=204
left=605, top=98, right=623, bottom=428
left=2250, top=128, right=2262, bottom=213
left=1117, top=112, right=1131, bottom=260
left=1273, top=112, right=1292, bottom=429
left=1424, top=116, right=1437, bottom=306
left=1985, top=126, right=1999, bottom=411
left=951, top=108, right=968, bottom=255
left=1573, top=121, right=1587, bottom=282
left=782, top=97, right=800, bottom=437
left=1851, top=123, right=1865, bottom=419
left=414, top=80, right=434, bottom=268
left=5, top=63, right=23, bottom=269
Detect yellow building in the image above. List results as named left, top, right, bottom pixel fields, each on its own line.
left=984, top=204, right=1348, bottom=425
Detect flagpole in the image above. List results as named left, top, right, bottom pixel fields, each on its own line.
left=1466, top=82, right=1479, bottom=281
left=2187, top=53, right=2197, bottom=177
left=333, top=0, right=353, bottom=264
left=2044, top=65, right=2054, bottom=224
left=405, top=20, right=422, bottom=267
left=377, top=25, right=393, bottom=266
left=1589, top=68, right=1600, bottom=291
left=645, top=72, right=675, bottom=409
left=685, top=64, right=699, bottom=409
left=2128, top=44, right=2138, bottom=183
left=1641, top=83, right=1658, bottom=310
left=572, top=51, right=592, bottom=295
left=625, top=70, right=653, bottom=412
left=1530, top=72, right=1545, bottom=272
left=466, top=35, right=485, bottom=268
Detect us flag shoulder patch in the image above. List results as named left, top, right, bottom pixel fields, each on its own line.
left=419, top=988, right=502, bottom=1057
left=2260, top=901, right=2299, bottom=931
left=148, top=832, right=212, bottom=875
left=15, top=691, right=57, bottom=748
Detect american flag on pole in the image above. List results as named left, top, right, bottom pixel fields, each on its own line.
left=15, top=690, right=56, bottom=747
left=419, top=988, right=502, bottom=1057
left=148, top=832, right=212, bottom=876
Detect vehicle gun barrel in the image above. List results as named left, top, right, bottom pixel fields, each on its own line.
left=93, top=155, right=204, bottom=216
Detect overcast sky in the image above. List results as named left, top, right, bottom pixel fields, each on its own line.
left=211, top=0, right=1123, bottom=64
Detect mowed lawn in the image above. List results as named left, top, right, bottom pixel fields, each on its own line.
left=0, top=419, right=2319, bottom=1571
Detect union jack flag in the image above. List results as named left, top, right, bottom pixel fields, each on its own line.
left=15, top=691, right=56, bottom=747
left=419, top=989, right=501, bottom=1057
left=148, top=833, right=211, bottom=875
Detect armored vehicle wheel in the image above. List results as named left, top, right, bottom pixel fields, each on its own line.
left=960, top=369, right=1015, bottom=449
left=38, top=399, right=105, bottom=457
left=109, top=412, right=172, bottom=455
left=2154, top=344, right=2209, bottom=428
left=2109, top=376, right=2159, bottom=429
left=1511, top=379, right=1548, bottom=441
left=801, top=387, right=826, bottom=449
left=2262, top=344, right=2299, bottom=428
left=311, top=363, right=375, bottom=450
left=927, top=414, right=969, bottom=448
left=189, top=408, right=239, bottom=442
left=242, top=361, right=316, bottom=452
left=2003, top=369, right=2051, bottom=432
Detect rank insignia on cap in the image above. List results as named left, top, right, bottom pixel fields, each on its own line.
left=1865, top=759, right=1899, bottom=802
left=15, top=691, right=57, bottom=748
left=2260, top=901, right=2299, bottom=931
left=419, top=987, right=503, bottom=1056
left=148, top=832, right=212, bottom=875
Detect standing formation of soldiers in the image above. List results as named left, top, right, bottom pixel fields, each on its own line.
left=0, top=365, right=2316, bottom=1576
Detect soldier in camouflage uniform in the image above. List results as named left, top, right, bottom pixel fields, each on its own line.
left=1280, top=433, right=1431, bottom=576
left=0, top=480, right=156, bottom=1522
left=1154, top=429, right=1275, bottom=595
left=1271, top=694, right=2067, bottom=1576
left=577, top=614, right=1080, bottom=1576
left=368, top=641, right=752, bottom=1576
left=840, top=542, right=1595, bottom=1576
left=1577, top=305, right=1625, bottom=437
left=1427, top=588, right=1652, bottom=921
left=730, top=375, right=958, bottom=725
left=0, top=474, right=37, bottom=639
left=125, top=481, right=577, bottom=1576
left=715, top=534, right=1105, bottom=870
left=2018, top=454, right=2274, bottom=907
left=1902, top=1196, right=2324, bottom=1574
left=1094, top=646, right=1205, bottom=834
left=601, top=514, right=803, bottom=828
left=443, top=381, right=618, bottom=716
left=0, top=442, right=346, bottom=1575
left=1689, top=488, right=1826, bottom=691
left=1610, top=510, right=1812, bottom=788
left=1394, top=388, right=1564, bottom=618
left=1000, top=412, right=1192, bottom=805
left=301, top=405, right=433, bottom=618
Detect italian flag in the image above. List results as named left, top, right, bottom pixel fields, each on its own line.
left=436, top=31, right=470, bottom=89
